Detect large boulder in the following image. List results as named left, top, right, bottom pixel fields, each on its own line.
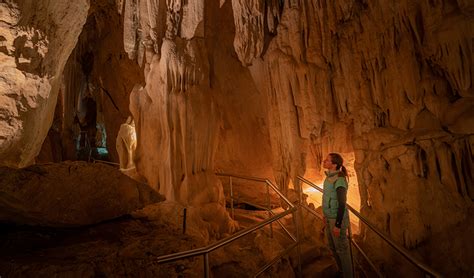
left=0, top=161, right=164, bottom=227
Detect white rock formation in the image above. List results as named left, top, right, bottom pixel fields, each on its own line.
left=128, top=0, right=238, bottom=237
left=116, top=116, right=137, bottom=170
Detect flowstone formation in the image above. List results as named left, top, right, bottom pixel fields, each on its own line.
left=0, top=0, right=472, bottom=276
left=229, top=0, right=473, bottom=275
left=116, top=116, right=137, bottom=170
left=126, top=0, right=238, bottom=238
left=122, top=0, right=473, bottom=273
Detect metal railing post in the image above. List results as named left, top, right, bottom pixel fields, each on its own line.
left=266, top=182, right=273, bottom=238
left=297, top=180, right=303, bottom=277
left=183, top=208, right=187, bottom=234
left=158, top=173, right=303, bottom=278
left=347, top=212, right=355, bottom=277
left=297, top=180, right=305, bottom=239
left=230, top=176, right=234, bottom=219
left=351, top=239, right=384, bottom=277
left=296, top=175, right=443, bottom=278
left=204, top=253, right=210, bottom=278
left=293, top=208, right=302, bottom=278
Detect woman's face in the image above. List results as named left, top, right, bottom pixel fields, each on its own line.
left=323, top=155, right=336, bottom=170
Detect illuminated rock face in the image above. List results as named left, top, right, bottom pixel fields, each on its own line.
left=126, top=0, right=473, bottom=272
left=116, top=116, right=137, bottom=170
left=0, top=0, right=472, bottom=275
left=0, top=0, right=89, bottom=168
left=128, top=0, right=239, bottom=237
left=241, top=1, right=473, bottom=276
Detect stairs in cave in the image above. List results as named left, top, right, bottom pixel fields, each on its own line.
left=231, top=201, right=367, bottom=278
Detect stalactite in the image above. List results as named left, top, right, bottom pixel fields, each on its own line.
left=266, top=0, right=282, bottom=34
left=231, top=0, right=264, bottom=65
left=123, top=0, right=139, bottom=59
left=116, top=0, right=125, bottom=14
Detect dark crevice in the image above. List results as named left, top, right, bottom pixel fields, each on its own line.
left=447, top=81, right=461, bottom=103
left=383, top=158, right=390, bottom=171
left=435, top=152, right=442, bottom=183
left=227, top=202, right=266, bottom=211
left=386, top=213, right=391, bottom=235
left=451, top=152, right=463, bottom=197
left=99, top=85, right=120, bottom=112
left=420, top=148, right=429, bottom=179
left=460, top=141, right=473, bottom=200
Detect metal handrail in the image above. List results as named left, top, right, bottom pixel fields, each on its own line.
left=238, top=199, right=296, bottom=242
left=92, top=158, right=120, bottom=166
left=265, top=180, right=295, bottom=209
left=157, top=206, right=297, bottom=263
left=300, top=203, right=323, bottom=220
left=210, top=206, right=296, bottom=252
left=351, top=238, right=384, bottom=278
left=216, top=172, right=267, bottom=183
left=157, top=173, right=302, bottom=277
left=297, top=175, right=442, bottom=278
left=215, top=172, right=294, bottom=208
left=254, top=242, right=298, bottom=277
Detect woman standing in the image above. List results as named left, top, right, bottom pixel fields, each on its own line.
left=322, top=153, right=353, bottom=278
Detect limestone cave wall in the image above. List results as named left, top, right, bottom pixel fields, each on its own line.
left=233, top=0, right=473, bottom=275
left=120, top=0, right=473, bottom=273
left=0, top=0, right=472, bottom=276
left=0, top=0, right=89, bottom=167
left=36, top=0, right=144, bottom=163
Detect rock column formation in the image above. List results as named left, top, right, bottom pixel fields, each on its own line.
left=127, top=0, right=237, bottom=237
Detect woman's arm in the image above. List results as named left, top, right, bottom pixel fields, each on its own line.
left=335, top=187, right=347, bottom=228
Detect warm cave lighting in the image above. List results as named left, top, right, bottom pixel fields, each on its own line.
left=303, top=152, right=361, bottom=232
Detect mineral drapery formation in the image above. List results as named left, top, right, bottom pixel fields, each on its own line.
left=127, top=0, right=238, bottom=237
left=0, top=0, right=472, bottom=275
left=234, top=0, right=473, bottom=275
left=105, top=0, right=474, bottom=273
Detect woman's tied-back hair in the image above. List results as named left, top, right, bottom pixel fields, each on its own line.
left=329, top=153, right=349, bottom=181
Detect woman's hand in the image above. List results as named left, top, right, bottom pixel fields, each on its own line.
left=332, top=226, right=341, bottom=237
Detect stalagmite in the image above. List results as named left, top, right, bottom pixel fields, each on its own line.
left=116, top=116, right=137, bottom=170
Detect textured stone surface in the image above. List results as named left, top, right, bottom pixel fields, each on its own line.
left=36, top=0, right=144, bottom=164
left=0, top=207, right=206, bottom=277
left=251, top=1, right=473, bottom=276
left=0, top=0, right=472, bottom=276
left=122, top=1, right=473, bottom=274
left=126, top=0, right=243, bottom=238
left=0, top=202, right=300, bottom=277
left=0, top=161, right=163, bottom=227
left=0, top=0, right=89, bottom=168
left=231, top=0, right=264, bottom=66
